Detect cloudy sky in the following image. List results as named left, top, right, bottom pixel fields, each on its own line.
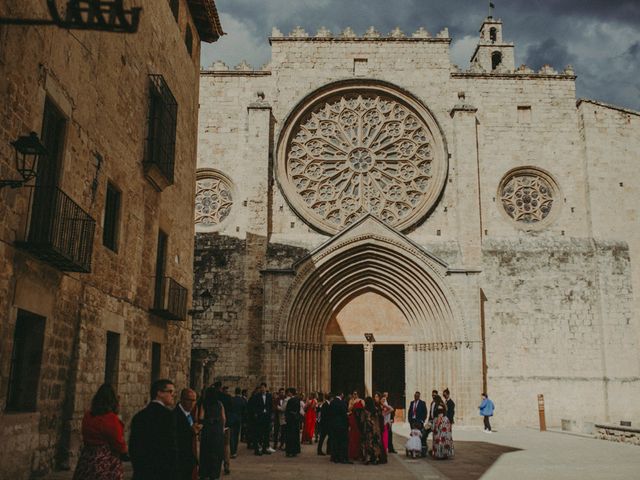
left=202, top=0, right=640, bottom=111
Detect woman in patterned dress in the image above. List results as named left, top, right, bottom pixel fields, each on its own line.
left=431, top=404, right=454, bottom=460
left=73, top=384, right=127, bottom=480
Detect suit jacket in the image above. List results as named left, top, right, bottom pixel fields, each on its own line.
left=129, top=401, right=177, bottom=480
left=446, top=398, right=455, bottom=424
left=230, top=395, right=246, bottom=426
left=328, top=397, right=348, bottom=431
left=173, top=404, right=197, bottom=475
left=319, top=400, right=331, bottom=428
left=408, top=399, right=427, bottom=424
left=249, top=392, right=272, bottom=422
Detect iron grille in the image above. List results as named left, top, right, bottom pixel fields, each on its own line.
left=16, top=186, right=96, bottom=272
left=151, top=276, right=188, bottom=320
left=145, top=74, right=177, bottom=185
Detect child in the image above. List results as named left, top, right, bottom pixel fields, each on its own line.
left=405, top=421, right=423, bottom=458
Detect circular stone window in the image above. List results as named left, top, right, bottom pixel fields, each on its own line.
left=195, top=170, right=234, bottom=229
left=276, top=82, right=448, bottom=234
left=498, top=167, right=560, bottom=228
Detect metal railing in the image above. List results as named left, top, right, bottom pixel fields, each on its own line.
left=151, top=276, right=188, bottom=321
left=16, top=186, right=96, bottom=272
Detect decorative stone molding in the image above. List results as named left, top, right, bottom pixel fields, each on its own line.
left=315, top=26, right=332, bottom=37
left=234, top=60, right=252, bottom=71
left=290, top=26, right=308, bottom=38
left=269, top=27, right=451, bottom=43
left=341, top=26, right=357, bottom=38
left=389, top=27, right=405, bottom=38
left=276, top=81, right=448, bottom=235
left=412, top=27, right=430, bottom=38
left=497, top=166, right=561, bottom=230
left=210, top=60, right=228, bottom=71
left=194, top=169, right=235, bottom=231
left=363, top=26, right=381, bottom=38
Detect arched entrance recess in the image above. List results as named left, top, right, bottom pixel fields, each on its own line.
left=269, top=216, right=469, bottom=406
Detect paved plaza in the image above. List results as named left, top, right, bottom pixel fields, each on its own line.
left=44, top=426, right=640, bottom=480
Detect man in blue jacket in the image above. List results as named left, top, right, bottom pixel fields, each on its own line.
left=479, top=392, right=495, bottom=433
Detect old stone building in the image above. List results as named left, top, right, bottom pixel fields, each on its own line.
left=193, top=15, right=640, bottom=428
left=0, top=1, right=222, bottom=478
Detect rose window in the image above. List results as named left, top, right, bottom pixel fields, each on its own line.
left=277, top=86, right=447, bottom=234
left=195, top=173, right=233, bottom=227
left=499, top=168, right=559, bottom=226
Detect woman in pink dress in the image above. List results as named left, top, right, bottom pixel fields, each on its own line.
left=301, top=392, right=317, bottom=444
left=348, top=391, right=365, bottom=461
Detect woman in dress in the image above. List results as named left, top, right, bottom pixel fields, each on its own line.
left=373, top=392, right=389, bottom=464
left=198, top=386, right=226, bottom=480
left=360, top=396, right=384, bottom=465
left=73, top=384, right=127, bottom=480
left=301, top=392, right=317, bottom=444
left=285, top=388, right=302, bottom=457
left=431, top=404, right=454, bottom=459
left=347, top=391, right=365, bottom=461
left=381, top=393, right=395, bottom=453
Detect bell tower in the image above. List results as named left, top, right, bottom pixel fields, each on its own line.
left=470, top=16, right=515, bottom=72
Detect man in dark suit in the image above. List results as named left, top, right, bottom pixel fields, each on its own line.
left=249, top=382, right=272, bottom=455
left=230, top=387, right=246, bottom=457
left=129, top=379, right=178, bottom=480
left=443, top=388, right=455, bottom=425
left=317, top=392, right=332, bottom=456
left=407, top=391, right=427, bottom=425
left=328, top=392, right=351, bottom=464
left=174, top=388, right=199, bottom=480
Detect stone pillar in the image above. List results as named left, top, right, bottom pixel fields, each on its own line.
left=322, top=344, right=331, bottom=393
left=450, top=93, right=481, bottom=266
left=364, top=343, right=373, bottom=396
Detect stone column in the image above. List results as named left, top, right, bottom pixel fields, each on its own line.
left=450, top=93, right=481, bottom=266
left=364, top=343, right=373, bottom=396
left=322, top=344, right=331, bottom=393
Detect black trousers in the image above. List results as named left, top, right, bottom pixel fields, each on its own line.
left=330, top=427, right=348, bottom=462
left=483, top=416, right=492, bottom=431
left=388, top=422, right=395, bottom=451
left=230, top=422, right=240, bottom=455
left=317, top=425, right=328, bottom=454
left=254, top=417, right=270, bottom=452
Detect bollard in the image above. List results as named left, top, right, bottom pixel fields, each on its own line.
left=538, top=394, right=546, bottom=431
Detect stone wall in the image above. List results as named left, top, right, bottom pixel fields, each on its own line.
left=0, top=1, right=207, bottom=477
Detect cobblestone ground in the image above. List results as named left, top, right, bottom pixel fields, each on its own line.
left=45, top=427, right=640, bottom=480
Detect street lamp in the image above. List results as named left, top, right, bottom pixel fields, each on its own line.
left=0, top=132, right=47, bottom=190
left=188, top=289, right=214, bottom=316
left=364, top=333, right=376, bottom=343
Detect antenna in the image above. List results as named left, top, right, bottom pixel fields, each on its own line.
left=489, top=1, right=495, bottom=19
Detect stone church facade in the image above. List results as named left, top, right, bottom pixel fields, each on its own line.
left=194, top=16, right=640, bottom=427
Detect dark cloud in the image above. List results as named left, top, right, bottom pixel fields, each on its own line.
left=204, top=0, right=640, bottom=110
left=525, top=38, right=573, bottom=71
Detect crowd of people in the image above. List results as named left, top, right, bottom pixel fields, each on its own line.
left=70, top=379, right=495, bottom=480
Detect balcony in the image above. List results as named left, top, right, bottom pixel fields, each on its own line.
left=151, top=277, right=188, bottom=320
left=16, top=186, right=96, bottom=273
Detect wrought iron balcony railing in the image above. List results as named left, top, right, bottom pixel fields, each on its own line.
left=16, top=186, right=96, bottom=272
left=151, top=276, right=188, bottom=321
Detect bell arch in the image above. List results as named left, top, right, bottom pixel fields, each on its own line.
left=269, top=215, right=468, bottom=400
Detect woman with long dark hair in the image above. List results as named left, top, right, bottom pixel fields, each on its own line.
left=73, top=384, right=127, bottom=480
left=198, top=386, right=226, bottom=480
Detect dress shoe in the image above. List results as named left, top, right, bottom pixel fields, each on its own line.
left=254, top=451, right=262, bottom=456
left=317, top=451, right=326, bottom=456
left=262, top=450, right=272, bottom=455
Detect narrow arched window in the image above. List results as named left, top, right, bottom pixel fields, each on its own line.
left=489, top=27, right=497, bottom=42
left=185, top=24, right=193, bottom=57
left=491, top=51, right=502, bottom=70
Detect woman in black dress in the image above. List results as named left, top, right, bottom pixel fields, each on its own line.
left=285, top=388, right=301, bottom=457
left=198, top=386, right=226, bottom=480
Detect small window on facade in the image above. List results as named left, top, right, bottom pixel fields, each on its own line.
left=491, top=51, right=502, bottom=70
left=146, top=75, right=178, bottom=185
left=103, top=182, right=121, bottom=252
left=489, top=27, right=497, bottom=42
left=169, top=0, right=179, bottom=21
left=6, top=310, right=46, bottom=412
left=151, top=342, right=162, bottom=382
left=105, top=331, right=120, bottom=386
left=353, top=58, right=368, bottom=76
left=185, top=24, right=193, bottom=57
left=518, top=106, right=532, bottom=123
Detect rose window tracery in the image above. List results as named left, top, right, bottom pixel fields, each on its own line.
left=499, top=168, right=559, bottom=226
left=195, top=173, right=233, bottom=227
left=278, top=87, right=447, bottom=234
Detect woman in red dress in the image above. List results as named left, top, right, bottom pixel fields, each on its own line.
left=73, top=384, right=127, bottom=480
left=301, top=392, right=318, bottom=444
left=348, top=391, right=365, bottom=461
